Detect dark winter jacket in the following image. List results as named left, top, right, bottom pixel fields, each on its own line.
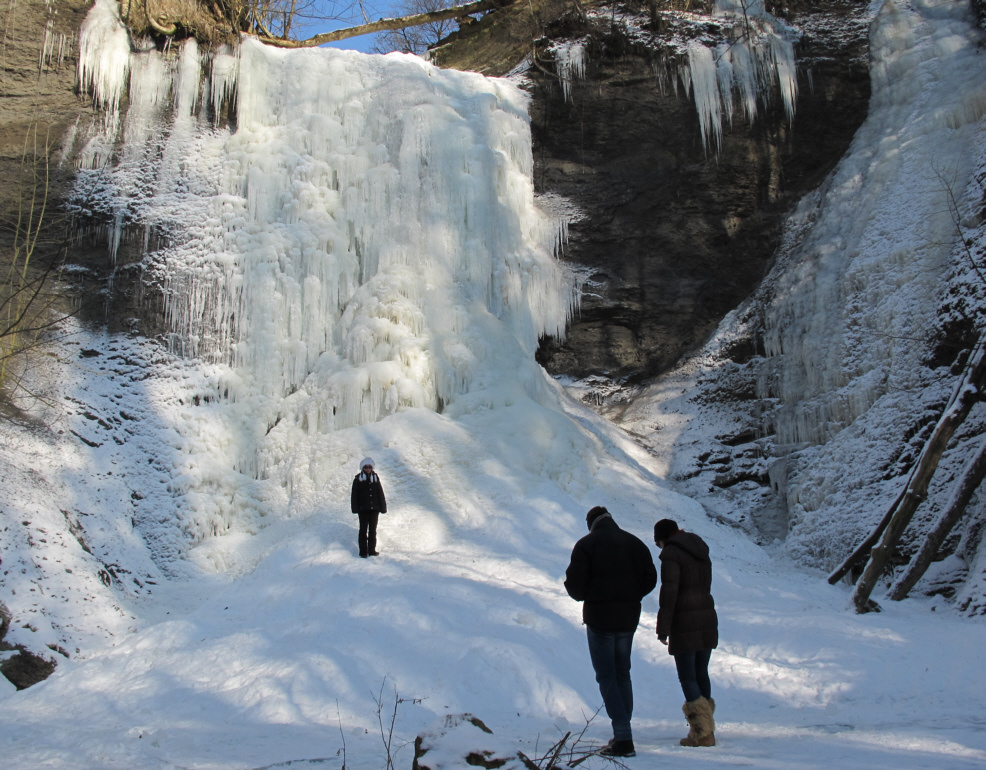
left=564, top=517, right=658, bottom=632
left=657, top=531, right=718, bottom=655
left=351, top=472, right=387, bottom=514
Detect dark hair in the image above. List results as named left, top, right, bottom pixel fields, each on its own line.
left=654, top=518, right=679, bottom=545
left=586, top=506, right=609, bottom=530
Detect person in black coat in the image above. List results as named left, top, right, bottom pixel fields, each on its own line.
left=351, top=457, right=387, bottom=558
left=565, top=506, right=657, bottom=758
left=654, top=517, right=718, bottom=747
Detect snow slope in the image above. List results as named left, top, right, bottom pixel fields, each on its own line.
left=3, top=328, right=986, bottom=769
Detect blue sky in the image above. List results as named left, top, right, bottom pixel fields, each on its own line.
left=294, top=0, right=405, bottom=53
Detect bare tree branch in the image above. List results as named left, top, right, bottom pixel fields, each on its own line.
left=251, top=0, right=513, bottom=47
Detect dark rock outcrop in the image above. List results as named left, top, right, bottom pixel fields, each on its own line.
left=0, top=600, right=58, bottom=690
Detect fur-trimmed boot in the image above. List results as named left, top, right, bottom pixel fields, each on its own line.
left=680, top=696, right=716, bottom=747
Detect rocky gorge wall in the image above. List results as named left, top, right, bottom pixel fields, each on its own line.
left=437, top=0, right=872, bottom=383
left=0, top=0, right=145, bottom=361
left=1, top=0, right=873, bottom=385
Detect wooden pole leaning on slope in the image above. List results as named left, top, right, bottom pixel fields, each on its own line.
left=843, top=336, right=986, bottom=613
left=887, top=434, right=986, bottom=601
left=827, top=335, right=986, bottom=587
left=252, top=0, right=516, bottom=49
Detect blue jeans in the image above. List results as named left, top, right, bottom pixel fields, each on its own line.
left=586, top=626, right=635, bottom=741
left=674, top=648, right=712, bottom=702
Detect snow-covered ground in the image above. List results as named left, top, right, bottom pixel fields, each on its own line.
left=3, top=328, right=986, bottom=769
left=2, top=0, right=986, bottom=767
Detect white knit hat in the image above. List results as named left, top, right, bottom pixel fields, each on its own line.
left=359, top=457, right=375, bottom=470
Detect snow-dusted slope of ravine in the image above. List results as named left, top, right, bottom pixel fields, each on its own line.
left=2, top=0, right=986, bottom=768
left=2, top=332, right=986, bottom=769
left=617, top=0, right=986, bottom=612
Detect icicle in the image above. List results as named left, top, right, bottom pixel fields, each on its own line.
left=682, top=2, right=800, bottom=154
left=768, top=32, right=797, bottom=125
left=715, top=44, right=735, bottom=128
left=210, top=45, right=238, bottom=123
left=688, top=43, right=723, bottom=155
left=77, top=0, right=131, bottom=118
left=555, top=41, right=587, bottom=103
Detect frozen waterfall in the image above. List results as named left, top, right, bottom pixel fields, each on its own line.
left=71, top=0, right=576, bottom=520
left=758, top=0, right=986, bottom=448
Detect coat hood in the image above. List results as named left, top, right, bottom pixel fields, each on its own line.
left=664, top=531, right=710, bottom=563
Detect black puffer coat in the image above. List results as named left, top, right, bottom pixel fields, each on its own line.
left=351, top=472, right=387, bottom=514
left=657, top=531, right=718, bottom=655
left=565, top=517, right=658, bottom=632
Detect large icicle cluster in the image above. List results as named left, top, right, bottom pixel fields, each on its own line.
left=71, top=0, right=575, bottom=483
left=683, top=0, right=798, bottom=154
left=553, top=41, right=586, bottom=103
left=567, top=1, right=798, bottom=154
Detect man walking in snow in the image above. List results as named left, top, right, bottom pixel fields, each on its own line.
left=564, top=506, right=657, bottom=758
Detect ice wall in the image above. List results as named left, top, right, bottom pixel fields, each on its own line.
left=757, top=0, right=986, bottom=449
left=72, top=0, right=575, bottom=480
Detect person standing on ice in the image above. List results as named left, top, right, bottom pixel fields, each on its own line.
left=351, top=457, right=387, bottom=558
left=653, top=517, right=718, bottom=747
left=564, top=506, right=657, bottom=758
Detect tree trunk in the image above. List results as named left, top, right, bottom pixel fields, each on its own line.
left=253, top=0, right=513, bottom=48
left=829, top=337, right=986, bottom=586
left=887, top=435, right=986, bottom=601
left=848, top=337, right=986, bottom=613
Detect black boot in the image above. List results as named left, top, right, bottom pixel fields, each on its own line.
left=600, top=738, right=635, bottom=757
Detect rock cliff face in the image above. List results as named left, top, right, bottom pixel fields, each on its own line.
left=436, top=0, right=871, bottom=383
left=0, top=0, right=89, bottom=210
left=0, top=0, right=117, bottom=363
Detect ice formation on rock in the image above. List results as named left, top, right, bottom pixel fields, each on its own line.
left=758, top=0, right=986, bottom=449
left=71, top=0, right=575, bottom=498
left=683, top=0, right=799, bottom=154
left=554, top=41, right=587, bottom=104
left=615, top=0, right=986, bottom=606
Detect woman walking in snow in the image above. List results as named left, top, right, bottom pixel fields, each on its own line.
left=654, top=518, right=718, bottom=747
left=351, top=457, right=387, bottom=558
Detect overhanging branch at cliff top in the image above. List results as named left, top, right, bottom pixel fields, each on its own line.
left=253, top=0, right=516, bottom=48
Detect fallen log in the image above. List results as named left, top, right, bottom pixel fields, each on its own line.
left=848, top=337, right=986, bottom=613
left=887, top=435, right=986, bottom=601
